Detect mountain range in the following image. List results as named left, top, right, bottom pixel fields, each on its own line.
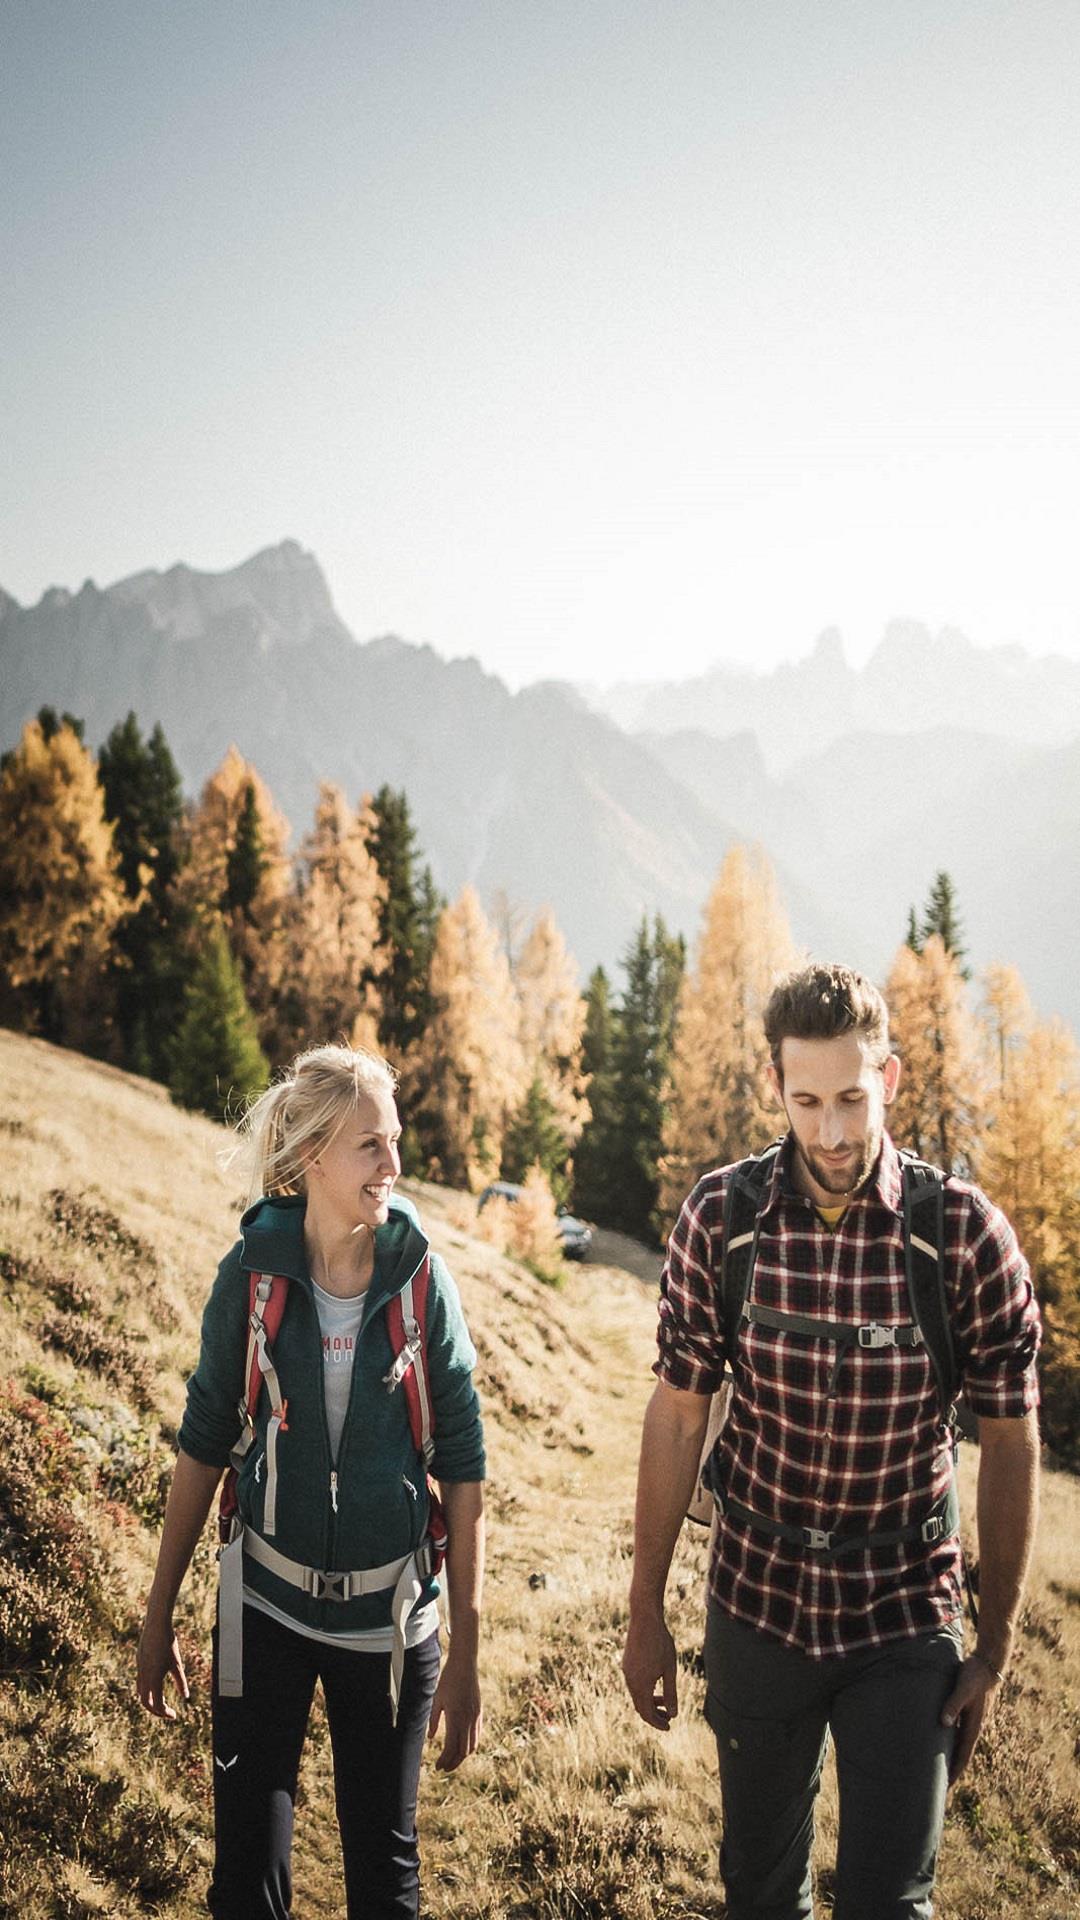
left=2, top=541, right=1077, bottom=1029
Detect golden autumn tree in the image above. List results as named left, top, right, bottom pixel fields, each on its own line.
left=504, top=908, right=589, bottom=1192
left=0, top=714, right=129, bottom=1051
left=179, top=745, right=292, bottom=1040
left=657, top=844, right=796, bottom=1226
left=267, top=784, right=388, bottom=1061
left=885, top=934, right=985, bottom=1172
left=977, top=975, right=1080, bottom=1462
left=415, top=886, right=526, bottom=1189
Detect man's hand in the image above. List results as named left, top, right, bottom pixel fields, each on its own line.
left=427, top=1648, right=482, bottom=1772
left=623, top=1607, right=679, bottom=1731
left=941, top=1654, right=1001, bottom=1783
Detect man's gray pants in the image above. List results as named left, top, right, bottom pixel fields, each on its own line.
left=704, top=1604, right=963, bottom=1920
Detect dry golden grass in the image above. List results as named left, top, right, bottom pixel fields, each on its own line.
left=1, top=1024, right=1077, bottom=1919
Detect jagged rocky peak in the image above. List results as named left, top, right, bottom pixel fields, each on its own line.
left=107, top=540, right=346, bottom=647
left=0, top=586, right=22, bottom=622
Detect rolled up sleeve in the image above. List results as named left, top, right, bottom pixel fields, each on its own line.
left=953, top=1189, right=1041, bottom=1419
left=654, top=1175, right=727, bottom=1396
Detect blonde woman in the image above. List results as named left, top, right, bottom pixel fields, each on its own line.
left=137, top=1046, right=485, bottom=1920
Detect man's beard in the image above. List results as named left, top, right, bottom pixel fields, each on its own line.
left=798, top=1129, right=880, bottom=1198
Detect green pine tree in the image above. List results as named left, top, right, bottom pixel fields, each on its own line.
left=169, top=922, right=269, bottom=1120
left=367, top=785, right=443, bottom=1062
left=501, top=1074, right=572, bottom=1202
left=571, top=967, right=623, bottom=1224
left=99, top=713, right=191, bottom=1076
left=611, top=916, right=686, bottom=1242
left=920, top=871, right=970, bottom=979
left=904, top=904, right=923, bottom=954
left=572, top=924, right=685, bottom=1240
left=224, top=782, right=265, bottom=921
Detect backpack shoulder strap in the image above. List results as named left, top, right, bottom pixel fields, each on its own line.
left=384, top=1255, right=435, bottom=1467
left=721, top=1142, right=782, bottom=1366
left=242, top=1272, right=290, bottom=1424
left=899, top=1153, right=956, bottom=1421
left=219, top=1270, right=291, bottom=1545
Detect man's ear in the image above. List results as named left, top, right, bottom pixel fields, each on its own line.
left=882, top=1053, right=901, bottom=1105
left=765, top=1061, right=784, bottom=1109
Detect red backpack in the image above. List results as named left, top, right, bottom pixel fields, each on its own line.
left=217, top=1256, right=447, bottom=1567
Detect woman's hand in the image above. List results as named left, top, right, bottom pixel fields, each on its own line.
left=427, top=1646, right=482, bottom=1772
left=137, top=1611, right=191, bottom=1721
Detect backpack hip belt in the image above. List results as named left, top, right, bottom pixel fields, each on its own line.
left=217, top=1525, right=436, bottom=1718
left=715, top=1477, right=959, bottom=1558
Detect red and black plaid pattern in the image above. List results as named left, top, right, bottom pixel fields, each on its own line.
left=656, top=1132, right=1041, bottom=1656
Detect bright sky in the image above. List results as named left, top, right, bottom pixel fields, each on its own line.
left=2, top=0, right=1079, bottom=688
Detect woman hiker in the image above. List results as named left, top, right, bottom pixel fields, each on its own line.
left=137, top=1044, right=486, bottom=1920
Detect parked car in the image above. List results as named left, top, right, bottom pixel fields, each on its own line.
left=477, top=1181, right=592, bottom=1261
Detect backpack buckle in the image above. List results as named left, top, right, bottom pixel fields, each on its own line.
left=306, top=1568, right=349, bottom=1602
left=802, top=1526, right=834, bottom=1550
left=921, top=1514, right=947, bottom=1544
left=858, top=1323, right=896, bottom=1349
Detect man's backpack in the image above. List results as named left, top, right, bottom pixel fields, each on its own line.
left=687, top=1141, right=965, bottom=1529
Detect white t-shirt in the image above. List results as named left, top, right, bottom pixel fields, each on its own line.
left=244, top=1276, right=440, bottom=1652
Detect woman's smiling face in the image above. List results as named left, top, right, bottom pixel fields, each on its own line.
left=307, top=1086, right=402, bottom=1232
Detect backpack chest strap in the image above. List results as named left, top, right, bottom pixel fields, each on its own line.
left=742, top=1300, right=924, bottom=1350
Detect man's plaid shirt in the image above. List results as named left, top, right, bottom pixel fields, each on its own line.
left=656, top=1132, right=1041, bottom=1656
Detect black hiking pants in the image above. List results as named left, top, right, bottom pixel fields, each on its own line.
left=208, top=1605, right=441, bottom=1920
left=704, top=1604, right=963, bottom=1920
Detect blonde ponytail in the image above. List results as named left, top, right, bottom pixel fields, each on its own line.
left=222, top=1044, right=399, bottom=1206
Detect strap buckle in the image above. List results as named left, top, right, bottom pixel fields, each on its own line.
left=305, top=1568, right=349, bottom=1602
left=921, top=1514, right=947, bottom=1544
left=802, top=1526, right=834, bottom=1550
left=858, top=1322, right=897, bottom=1349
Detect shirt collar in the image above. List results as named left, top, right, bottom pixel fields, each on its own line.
left=765, top=1129, right=903, bottom=1217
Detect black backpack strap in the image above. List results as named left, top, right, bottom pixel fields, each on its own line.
left=721, top=1142, right=782, bottom=1369
left=900, top=1154, right=956, bottom=1423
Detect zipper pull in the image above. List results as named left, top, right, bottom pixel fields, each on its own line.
left=330, top=1470, right=339, bottom=1514
left=403, top=1474, right=417, bottom=1501
left=254, top=1453, right=263, bottom=1485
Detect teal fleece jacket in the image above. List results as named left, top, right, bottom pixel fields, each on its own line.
left=179, top=1192, right=485, bottom=1634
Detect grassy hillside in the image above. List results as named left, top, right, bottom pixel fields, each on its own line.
left=0, top=1026, right=1077, bottom=1919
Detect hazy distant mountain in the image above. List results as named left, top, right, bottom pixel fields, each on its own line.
left=584, top=623, right=1080, bottom=775
left=2, top=544, right=1077, bottom=1028
left=644, top=724, right=1080, bottom=1026
left=0, top=543, right=840, bottom=977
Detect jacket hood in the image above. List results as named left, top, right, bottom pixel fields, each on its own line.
left=238, top=1190, right=427, bottom=1309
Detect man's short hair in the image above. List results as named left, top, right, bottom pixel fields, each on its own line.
left=764, top=962, right=891, bottom=1078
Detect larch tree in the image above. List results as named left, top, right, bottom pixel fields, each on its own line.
left=0, top=714, right=128, bottom=1051
left=658, top=845, right=795, bottom=1229
left=978, top=990, right=1080, bottom=1464
left=269, top=784, right=388, bottom=1060
left=181, top=746, right=292, bottom=1041
left=884, top=935, right=984, bottom=1172
left=415, top=886, right=526, bottom=1189
left=507, top=908, right=588, bottom=1189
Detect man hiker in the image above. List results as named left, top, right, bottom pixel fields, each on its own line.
left=622, top=962, right=1041, bottom=1920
